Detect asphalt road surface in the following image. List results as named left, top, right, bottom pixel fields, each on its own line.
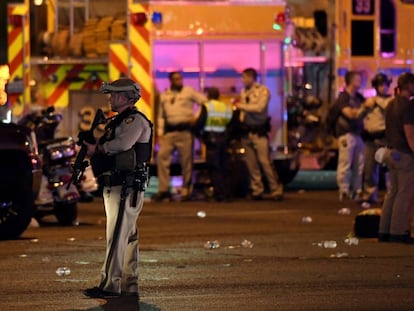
left=1, top=190, right=414, bottom=311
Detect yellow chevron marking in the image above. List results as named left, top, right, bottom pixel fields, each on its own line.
left=12, top=5, right=28, bottom=15
left=130, top=27, right=151, bottom=60
left=109, top=43, right=128, bottom=81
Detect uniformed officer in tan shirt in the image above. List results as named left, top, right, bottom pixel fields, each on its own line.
left=236, top=68, right=283, bottom=200
left=153, top=72, right=207, bottom=202
left=83, top=78, right=152, bottom=299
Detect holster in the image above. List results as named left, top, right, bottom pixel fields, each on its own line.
left=242, top=117, right=271, bottom=137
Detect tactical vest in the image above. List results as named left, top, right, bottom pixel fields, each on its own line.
left=204, top=100, right=232, bottom=133
left=91, top=107, right=153, bottom=178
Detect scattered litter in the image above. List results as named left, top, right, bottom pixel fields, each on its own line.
left=344, top=237, right=359, bottom=246
left=317, top=240, right=337, bottom=249
left=30, top=238, right=39, bottom=243
left=19, top=254, right=28, bottom=258
left=67, top=237, right=76, bottom=242
left=197, top=211, right=206, bottom=218
left=141, top=259, right=158, bottom=263
left=227, top=245, right=240, bottom=249
left=330, top=252, right=349, bottom=258
left=361, top=201, right=371, bottom=209
left=338, top=208, right=351, bottom=215
left=241, top=239, right=254, bottom=248
left=302, top=216, right=313, bottom=223
left=223, top=263, right=232, bottom=267
left=55, top=267, right=71, bottom=276
left=75, top=261, right=90, bottom=265
left=97, top=236, right=104, bottom=240
left=42, top=257, right=51, bottom=263
left=396, top=274, right=401, bottom=278
left=204, top=240, right=220, bottom=249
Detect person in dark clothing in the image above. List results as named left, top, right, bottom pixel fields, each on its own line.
left=334, top=71, right=366, bottom=201
left=378, top=72, right=414, bottom=244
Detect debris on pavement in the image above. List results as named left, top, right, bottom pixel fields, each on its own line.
left=204, top=240, right=220, bottom=249
left=302, top=216, right=313, bottom=223
left=241, top=239, right=254, bottom=248
left=55, top=267, right=71, bottom=276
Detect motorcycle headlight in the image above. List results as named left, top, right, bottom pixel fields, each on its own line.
left=63, top=147, right=75, bottom=158
left=50, top=149, right=63, bottom=160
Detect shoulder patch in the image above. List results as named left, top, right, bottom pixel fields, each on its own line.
left=124, top=116, right=135, bottom=124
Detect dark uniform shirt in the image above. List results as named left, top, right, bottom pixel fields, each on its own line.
left=335, top=91, right=365, bottom=137
left=385, top=96, right=414, bottom=154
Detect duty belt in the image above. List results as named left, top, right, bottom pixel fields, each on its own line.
left=98, top=164, right=149, bottom=191
left=165, top=122, right=192, bottom=133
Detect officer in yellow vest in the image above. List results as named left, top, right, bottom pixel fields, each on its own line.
left=202, top=87, right=232, bottom=201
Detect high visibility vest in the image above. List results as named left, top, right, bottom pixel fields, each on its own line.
left=204, top=99, right=232, bottom=132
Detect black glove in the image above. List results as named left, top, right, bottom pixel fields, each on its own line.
left=77, top=131, right=96, bottom=145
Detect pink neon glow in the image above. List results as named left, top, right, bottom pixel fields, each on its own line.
left=154, top=41, right=284, bottom=72
left=153, top=40, right=284, bottom=146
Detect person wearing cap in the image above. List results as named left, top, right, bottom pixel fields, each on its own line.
left=378, top=72, right=414, bottom=244
left=83, top=78, right=153, bottom=299
left=235, top=68, right=284, bottom=201
left=152, top=71, right=207, bottom=202
left=360, top=73, right=393, bottom=206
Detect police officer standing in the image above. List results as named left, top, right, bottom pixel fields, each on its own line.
left=361, top=73, right=392, bottom=206
left=334, top=71, right=366, bottom=201
left=83, top=78, right=153, bottom=299
left=378, top=72, right=414, bottom=244
left=236, top=68, right=283, bottom=201
left=152, top=72, right=207, bottom=202
left=202, top=87, right=232, bottom=201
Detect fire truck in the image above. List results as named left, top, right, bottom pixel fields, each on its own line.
left=3, top=0, right=302, bottom=186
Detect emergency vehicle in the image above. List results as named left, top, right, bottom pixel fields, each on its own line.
left=3, top=0, right=414, bottom=173
left=3, top=0, right=300, bottom=183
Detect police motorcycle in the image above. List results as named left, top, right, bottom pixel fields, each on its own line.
left=17, top=106, right=96, bottom=225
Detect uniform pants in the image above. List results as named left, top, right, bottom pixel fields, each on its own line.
left=379, top=149, right=414, bottom=235
left=242, top=133, right=282, bottom=196
left=336, top=133, right=365, bottom=195
left=205, top=133, right=229, bottom=200
left=362, top=140, right=380, bottom=202
left=100, top=186, right=144, bottom=294
left=157, top=131, right=193, bottom=196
